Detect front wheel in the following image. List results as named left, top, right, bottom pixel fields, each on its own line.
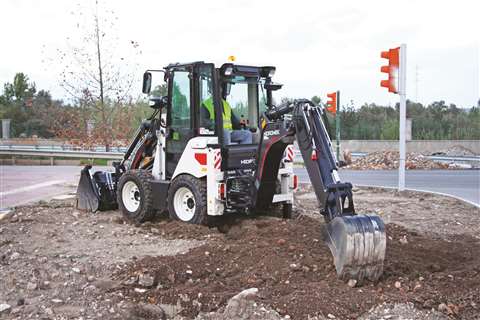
left=168, top=175, right=208, bottom=225
left=117, top=170, right=156, bottom=223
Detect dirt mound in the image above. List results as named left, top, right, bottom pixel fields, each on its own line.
left=345, top=151, right=448, bottom=170
left=114, top=216, right=480, bottom=319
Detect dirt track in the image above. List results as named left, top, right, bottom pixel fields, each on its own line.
left=0, top=186, right=479, bottom=319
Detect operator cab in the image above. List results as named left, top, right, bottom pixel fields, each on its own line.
left=142, top=61, right=281, bottom=176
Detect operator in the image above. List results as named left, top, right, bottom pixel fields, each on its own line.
left=201, top=97, right=253, bottom=145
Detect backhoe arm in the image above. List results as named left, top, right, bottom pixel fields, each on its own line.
left=291, top=100, right=355, bottom=221
left=265, top=99, right=386, bottom=284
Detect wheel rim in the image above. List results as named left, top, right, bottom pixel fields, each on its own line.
left=173, top=187, right=196, bottom=221
left=122, top=181, right=141, bottom=212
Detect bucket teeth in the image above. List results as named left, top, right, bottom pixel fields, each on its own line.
left=323, top=215, right=386, bottom=284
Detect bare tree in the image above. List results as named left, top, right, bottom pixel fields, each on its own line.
left=54, top=1, right=141, bottom=150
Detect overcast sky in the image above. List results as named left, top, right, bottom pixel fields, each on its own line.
left=1, top=0, right=479, bottom=108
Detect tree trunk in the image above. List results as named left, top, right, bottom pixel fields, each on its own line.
left=94, top=3, right=110, bottom=152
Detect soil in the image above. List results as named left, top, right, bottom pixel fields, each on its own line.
left=1, top=186, right=479, bottom=319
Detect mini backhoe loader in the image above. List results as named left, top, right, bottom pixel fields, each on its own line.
left=77, top=62, right=386, bottom=283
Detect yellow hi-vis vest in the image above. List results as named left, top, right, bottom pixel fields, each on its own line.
left=203, top=97, right=233, bottom=130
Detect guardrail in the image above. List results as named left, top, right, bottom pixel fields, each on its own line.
left=1, top=145, right=479, bottom=164
left=0, top=144, right=127, bottom=153
left=0, top=147, right=123, bottom=161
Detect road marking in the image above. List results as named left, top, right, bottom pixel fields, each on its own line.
left=0, top=180, right=67, bottom=197
left=354, top=183, right=480, bottom=208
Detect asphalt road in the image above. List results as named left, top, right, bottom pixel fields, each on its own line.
left=0, top=166, right=84, bottom=209
left=295, top=168, right=480, bottom=206
left=1, top=166, right=479, bottom=208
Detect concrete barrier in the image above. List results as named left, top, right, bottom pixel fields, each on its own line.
left=331, top=140, right=479, bottom=154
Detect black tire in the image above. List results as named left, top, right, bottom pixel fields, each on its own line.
left=283, top=203, right=293, bottom=219
left=168, top=175, right=208, bottom=225
left=117, top=170, right=156, bottom=223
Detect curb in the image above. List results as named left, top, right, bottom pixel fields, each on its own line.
left=355, top=183, right=480, bottom=209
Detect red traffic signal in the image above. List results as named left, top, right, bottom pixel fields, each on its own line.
left=380, top=47, right=400, bottom=93
left=326, top=92, right=337, bottom=114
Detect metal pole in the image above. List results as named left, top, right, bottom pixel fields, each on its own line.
left=398, top=44, right=407, bottom=191
left=336, top=90, right=341, bottom=161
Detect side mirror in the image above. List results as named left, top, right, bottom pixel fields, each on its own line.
left=149, top=96, right=168, bottom=109
left=142, top=72, right=152, bottom=94
left=264, top=82, right=283, bottom=91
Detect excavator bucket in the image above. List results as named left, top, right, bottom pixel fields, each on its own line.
left=323, top=215, right=386, bottom=283
left=76, top=165, right=100, bottom=212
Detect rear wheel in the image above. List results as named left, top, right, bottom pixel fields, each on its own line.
left=168, top=175, right=208, bottom=225
left=117, top=170, right=155, bottom=223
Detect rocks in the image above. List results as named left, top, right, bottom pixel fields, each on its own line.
left=438, top=303, right=448, bottom=312
left=289, top=263, right=301, bottom=271
left=347, top=279, right=357, bottom=288
left=399, top=235, right=408, bottom=244
left=92, top=279, right=121, bottom=290
left=359, top=302, right=448, bottom=320
left=10, top=252, right=20, bottom=261
left=127, top=303, right=166, bottom=320
left=26, top=282, right=37, bottom=290
left=0, top=210, right=14, bottom=222
left=345, top=151, right=448, bottom=170
left=0, top=303, right=11, bottom=314
left=138, top=273, right=156, bottom=287
left=196, top=288, right=286, bottom=320
left=394, top=281, right=402, bottom=289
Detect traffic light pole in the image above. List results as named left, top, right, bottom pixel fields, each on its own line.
left=398, top=44, right=407, bottom=191
left=336, top=90, right=340, bottom=161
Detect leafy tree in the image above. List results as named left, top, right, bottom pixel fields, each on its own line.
left=311, top=95, right=322, bottom=105
left=0, top=73, right=37, bottom=137
left=51, top=1, right=141, bottom=150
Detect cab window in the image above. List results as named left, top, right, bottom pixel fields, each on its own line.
left=171, top=71, right=191, bottom=128
left=199, top=66, right=215, bottom=134
left=225, top=77, right=259, bottom=130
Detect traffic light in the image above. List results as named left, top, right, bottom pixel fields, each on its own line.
left=380, top=47, right=400, bottom=93
left=326, top=92, right=337, bottom=114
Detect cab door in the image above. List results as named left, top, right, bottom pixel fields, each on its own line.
left=166, top=68, right=193, bottom=178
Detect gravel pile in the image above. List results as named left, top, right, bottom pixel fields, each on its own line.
left=345, top=151, right=448, bottom=170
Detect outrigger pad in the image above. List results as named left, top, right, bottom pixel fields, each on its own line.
left=76, top=165, right=100, bottom=212
left=323, top=215, right=386, bottom=284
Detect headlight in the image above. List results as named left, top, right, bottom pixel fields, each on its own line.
left=224, top=66, right=233, bottom=76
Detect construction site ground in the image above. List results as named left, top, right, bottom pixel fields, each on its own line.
left=1, top=185, right=479, bottom=319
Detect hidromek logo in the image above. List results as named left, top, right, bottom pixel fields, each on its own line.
left=240, top=158, right=255, bottom=165
left=264, top=129, right=280, bottom=137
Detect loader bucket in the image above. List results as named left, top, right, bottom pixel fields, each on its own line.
left=323, top=215, right=386, bottom=283
left=76, top=165, right=100, bottom=212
